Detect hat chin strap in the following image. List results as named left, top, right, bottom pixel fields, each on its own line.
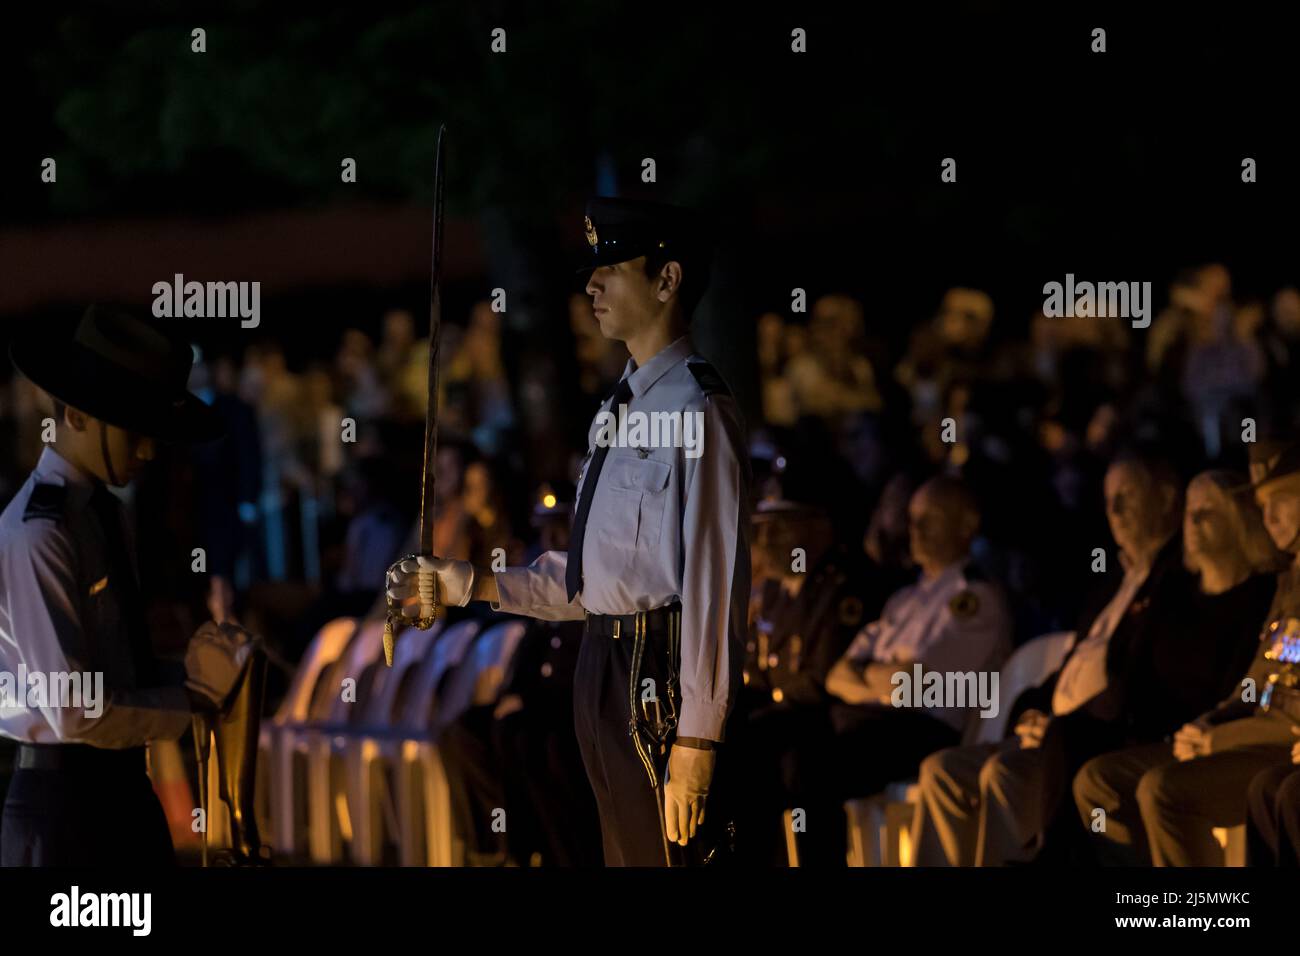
left=99, top=418, right=122, bottom=488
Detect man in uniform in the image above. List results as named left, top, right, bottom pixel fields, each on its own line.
left=389, top=198, right=750, bottom=866
left=0, top=305, right=251, bottom=866
left=793, top=475, right=1011, bottom=865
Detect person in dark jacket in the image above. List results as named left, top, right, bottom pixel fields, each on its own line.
left=911, top=453, right=1187, bottom=866
left=1072, top=469, right=1281, bottom=864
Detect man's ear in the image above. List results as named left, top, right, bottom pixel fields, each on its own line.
left=657, top=260, right=683, bottom=303
left=63, top=405, right=89, bottom=432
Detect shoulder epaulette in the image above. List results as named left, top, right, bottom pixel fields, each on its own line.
left=687, top=360, right=732, bottom=398
left=23, top=483, right=67, bottom=523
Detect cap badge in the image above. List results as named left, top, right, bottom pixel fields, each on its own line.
left=584, top=215, right=598, bottom=248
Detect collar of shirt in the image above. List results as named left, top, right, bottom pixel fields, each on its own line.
left=1117, top=544, right=1156, bottom=580
left=915, top=561, right=965, bottom=598
left=32, top=446, right=98, bottom=512
left=620, top=335, right=695, bottom=398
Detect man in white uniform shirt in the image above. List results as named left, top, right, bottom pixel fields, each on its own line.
left=785, top=476, right=1011, bottom=865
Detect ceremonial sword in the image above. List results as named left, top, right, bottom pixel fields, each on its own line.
left=384, top=124, right=448, bottom=666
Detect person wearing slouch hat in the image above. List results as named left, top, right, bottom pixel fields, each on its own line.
left=1, top=305, right=251, bottom=866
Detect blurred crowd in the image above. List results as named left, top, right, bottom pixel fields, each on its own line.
left=4, top=260, right=1300, bottom=866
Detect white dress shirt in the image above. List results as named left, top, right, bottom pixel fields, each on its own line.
left=1051, top=550, right=1153, bottom=716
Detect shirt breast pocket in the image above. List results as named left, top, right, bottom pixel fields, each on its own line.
left=602, top=456, right=672, bottom=552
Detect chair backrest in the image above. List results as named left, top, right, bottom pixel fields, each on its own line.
left=436, top=621, right=527, bottom=723
left=273, top=617, right=358, bottom=725
left=394, top=619, right=481, bottom=734
left=317, top=619, right=388, bottom=724
left=474, top=620, right=528, bottom=704
left=965, top=631, right=1075, bottom=745
left=353, top=622, right=441, bottom=729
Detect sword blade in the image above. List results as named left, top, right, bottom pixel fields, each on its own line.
left=417, top=124, right=446, bottom=556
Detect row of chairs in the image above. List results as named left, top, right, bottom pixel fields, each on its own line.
left=255, top=614, right=526, bottom=865
left=256, top=620, right=1243, bottom=867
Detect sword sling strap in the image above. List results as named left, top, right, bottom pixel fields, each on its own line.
left=627, top=606, right=682, bottom=791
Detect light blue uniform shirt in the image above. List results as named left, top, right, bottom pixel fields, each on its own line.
left=0, top=447, right=191, bottom=747
left=493, top=336, right=750, bottom=741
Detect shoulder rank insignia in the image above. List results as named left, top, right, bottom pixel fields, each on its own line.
left=949, top=589, right=980, bottom=619
left=23, top=483, right=67, bottom=523
left=687, top=361, right=732, bottom=397
left=838, top=595, right=864, bottom=628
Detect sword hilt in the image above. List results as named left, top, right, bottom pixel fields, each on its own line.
left=383, top=554, right=444, bottom=666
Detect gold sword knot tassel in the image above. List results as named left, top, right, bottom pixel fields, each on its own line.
left=383, top=554, right=443, bottom=666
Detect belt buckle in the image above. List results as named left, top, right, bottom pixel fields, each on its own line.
left=613, top=619, right=621, bottom=640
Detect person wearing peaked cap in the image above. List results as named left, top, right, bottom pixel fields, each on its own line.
left=574, top=197, right=711, bottom=286
left=389, top=197, right=751, bottom=866
left=1, top=305, right=251, bottom=867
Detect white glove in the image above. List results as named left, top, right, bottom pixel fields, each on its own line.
left=185, top=621, right=253, bottom=708
left=386, top=555, right=475, bottom=617
left=664, top=744, right=715, bottom=846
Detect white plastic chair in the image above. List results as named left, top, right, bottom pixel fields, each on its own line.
left=390, top=619, right=482, bottom=866
left=1214, top=825, right=1247, bottom=866
left=294, top=620, right=387, bottom=862
left=308, top=622, right=441, bottom=865
left=261, top=617, right=358, bottom=857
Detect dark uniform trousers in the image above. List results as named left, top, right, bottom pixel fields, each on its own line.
left=1073, top=718, right=1294, bottom=866
left=574, top=604, right=737, bottom=867
left=1, top=744, right=174, bottom=867
left=1246, top=764, right=1300, bottom=866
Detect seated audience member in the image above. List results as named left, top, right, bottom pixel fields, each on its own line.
left=1071, top=469, right=1280, bottom=864
left=911, top=453, right=1185, bottom=866
left=734, top=498, right=878, bottom=864
left=793, top=476, right=1010, bottom=865
left=1109, top=445, right=1300, bottom=866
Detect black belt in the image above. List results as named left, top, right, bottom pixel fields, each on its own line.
left=15, top=743, right=147, bottom=774
left=585, top=602, right=682, bottom=639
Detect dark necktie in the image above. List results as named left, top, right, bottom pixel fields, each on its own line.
left=567, top=377, right=634, bottom=601
left=88, top=483, right=158, bottom=687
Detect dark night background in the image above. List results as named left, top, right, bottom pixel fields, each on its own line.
left=3, top=3, right=1296, bottom=378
